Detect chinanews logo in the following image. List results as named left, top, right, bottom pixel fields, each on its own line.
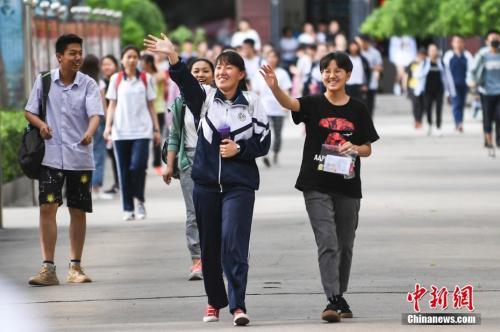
left=402, top=284, right=481, bottom=325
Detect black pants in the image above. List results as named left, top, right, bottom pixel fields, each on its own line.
left=365, top=90, right=377, bottom=118
left=424, top=90, right=444, bottom=128
left=482, top=94, right=500, bottom=145
left=409, top=89, right=425, bottom=123
left=152, top=113, right=166, bottom=167
left=107, top=147, right=119, bottom=189
left=269, top=116, right=284, bottom=154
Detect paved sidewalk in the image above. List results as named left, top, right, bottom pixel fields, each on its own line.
left=1, top=95, right=498, bottom=331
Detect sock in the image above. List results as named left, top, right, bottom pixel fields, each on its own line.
left=42, top=261, right=55, bottom=271
left=70, top=259, right=81, bottom=267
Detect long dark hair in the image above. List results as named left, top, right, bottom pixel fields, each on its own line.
left=215, top=51, right=247, bottom=91
left=141, top=54, right=157, bottom=73
left=80, top=54, right=100, bottom=82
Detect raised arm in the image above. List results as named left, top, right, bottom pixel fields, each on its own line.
left=144, top=33, right=205, bottom=117
left=259, top=64, right=300, bottom=112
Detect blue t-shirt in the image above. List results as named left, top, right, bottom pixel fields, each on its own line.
left=450, top=53, right=467, bottom=87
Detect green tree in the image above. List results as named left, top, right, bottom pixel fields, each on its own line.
left=86, top=0, right=166, bottom=47
left=169, top=25, right=193, bottom=44
left=361, top=0, right=500, bottom=38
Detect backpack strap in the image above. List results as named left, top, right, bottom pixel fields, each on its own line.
left=139, top=71, right=148, bottom=88
left=115, top=71, right=124, bottom=90
left=40, top=71, right=51, bottom=122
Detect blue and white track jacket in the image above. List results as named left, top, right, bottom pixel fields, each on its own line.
left=169, top=61, right=271, bottom=192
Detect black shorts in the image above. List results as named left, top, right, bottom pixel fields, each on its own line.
left=38, top=166, right=93, bottom=213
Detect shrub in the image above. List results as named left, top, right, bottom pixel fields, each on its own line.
left=0, top=110, right=26, bottom=183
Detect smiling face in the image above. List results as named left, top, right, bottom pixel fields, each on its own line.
left=121, top=49, right=139, bottom=71
left=57, top=43, right=83, bottom=74
left=191, top=60, right=214, bottom=85
left=321, top=59, right=350, bottom=92
left=215, top=60, right=245, bottom=91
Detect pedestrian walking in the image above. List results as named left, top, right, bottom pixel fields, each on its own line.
left=99, top=54, right=120, bottom=194
left=406, top=48, right=427, bottom=129
left=80, top=54, right=112, bottom=200
left=103, top=45, right=161, bottom=221
left=145, top=33, right=270, bottom=326
left=251, top=50, right=292, bottom=166
left=24, top=34, right=103, bottom=286
left=163, top=58, right=215, bottom=281
left=346, top=40, right=371, bottom=104
left=357, top=34, right=383, bottom=118
left=443, top=35, right=474, bottom=132
left=142, top=53, right=168, bottom=175
left=470, top=29, right=500, bottom=157
left=260, top=51, right=379, bottom=323
left=415, top=43, right=451, bottom=137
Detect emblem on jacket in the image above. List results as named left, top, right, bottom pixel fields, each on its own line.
left=238, top=112, right=247, bottom=121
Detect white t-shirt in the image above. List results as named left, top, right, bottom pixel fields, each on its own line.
left=244, top=56, right=263, bottom=81
left=251, top=67, right=292, bottom=117
left=231, top=29, right=262, bottom=50
left=297, top=55, right=313, bottom=84
left=347, top=56, right=365, bottom=85
left=183, top=106, right=198, bottom=149
left=106, top=72, right=156, bottom=140
left=361, top=46, right=383, bottom=90
left=298, top=33, right=315, bottom=45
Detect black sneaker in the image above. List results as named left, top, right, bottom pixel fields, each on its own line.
left=338, top=296, right=353, bottom=318
left=321, top=297, right=341, bottom=323
left=104, top=186, right=119, bottom=194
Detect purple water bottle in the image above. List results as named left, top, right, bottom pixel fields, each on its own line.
left=218, top=124, right=231, bottom=141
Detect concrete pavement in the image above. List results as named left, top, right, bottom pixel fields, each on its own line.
left=1, top=95, right=499, bottom=331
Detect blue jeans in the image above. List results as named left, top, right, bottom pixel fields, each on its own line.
left=113, top=139, right=150, bottom=212
left=452, top=85, right=468, bottom=126
left=92, top=119, right=106, bottom=187
left=193, top=184, right=255, bottom=313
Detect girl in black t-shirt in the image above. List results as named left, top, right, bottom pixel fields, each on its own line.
left=260, top=52, right=379, bottom=323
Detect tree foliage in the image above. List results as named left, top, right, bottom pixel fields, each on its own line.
left=361, top=0, right=500, bottom=38
left=86, top=0, right=166, bottom=47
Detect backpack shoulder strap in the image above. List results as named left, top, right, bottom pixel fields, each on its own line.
left=41, top=71, right=51, bottom=121
left=139, top=71, right=148, bottom=88
left=115, top=71, right=124, bottom=90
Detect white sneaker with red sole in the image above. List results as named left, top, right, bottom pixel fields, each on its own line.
left=233, top=308, right=249, bottom=326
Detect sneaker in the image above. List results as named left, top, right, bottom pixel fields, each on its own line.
left=233, top=308, right=250, bottom=326
left=435, top=128, right=443, bottom=137
left=104, top=186, right=119, bottom=194
left=28, top=266, right=60, bottom=286
left=123, top=211, right=135, bottom=221
left=98, top=192, right=114, bottom=200
left=321, top=297, right=341, bottom=323
left=189, top=259, right=203, bottom=281
left=263, top=157, right=271, bottom=168
left=338, top=296, right=353, bottom=318
left=136, top=202, right=146, bottom=220
left=67, top=264, right=92, bottom=283
left=203, top=304, right=220, bottom=322
left=427, top=126, right=433, bottom=137
left=487, top=145, right=496, bottom=159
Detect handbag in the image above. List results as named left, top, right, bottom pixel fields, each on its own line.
left=18, top=71, right=51, bottom=179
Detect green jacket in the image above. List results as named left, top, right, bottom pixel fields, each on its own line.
left=167, top=96, right=192, bottom=171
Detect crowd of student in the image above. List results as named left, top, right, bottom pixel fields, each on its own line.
left=20, top=17, right=499, bottom=327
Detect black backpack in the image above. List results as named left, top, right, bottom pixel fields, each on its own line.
left=18, top=71, right=51, bottom=179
